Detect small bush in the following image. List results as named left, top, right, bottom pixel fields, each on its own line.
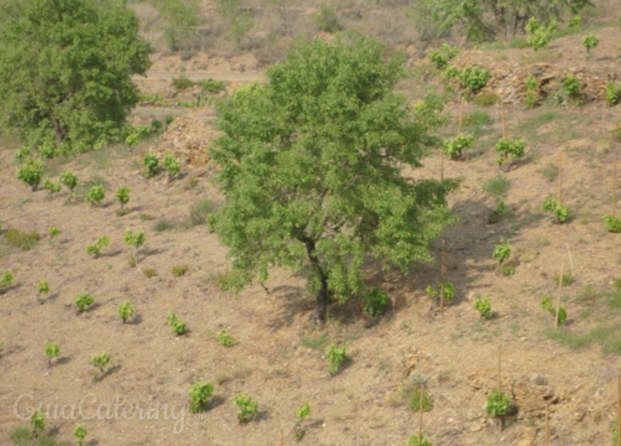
left=493, top=241, right=511, bottom=265
left=475, top=296, right=492, bottom=319
left=525, top=74, right=540, bottom=108
left=16, top=159, right=43, bottom=190
left=487, top=200, right=507, bottom=224
left=0, top=270, right=14, bottom=291
left=458, top=66, right=490, bottom=93
left=118, top=302, right=134, bottom=323
left=409, top=387, right=433, bottom=412
left=86, top=235, right=109, bottom=258
left=483, top=175, right=510, bottom=198
left=425, top=283, right=455, bottom=301
left=172, top=76, right=195, bottom=90
left=605, top=214, right=621, bottom=233
left=362, top=288, right=389, bottom=317
left=86, top=185, right=105, bottom=205
left=4, top=228, right=41, bottom=251
left=143, top=268, right=157, bottom=278
left=44, top=340, right=60, bottom=366
left=189, top=381, right=214, bottom=413
left=496, top=139, right=525, bottom=167
left=172, top=265, right=188, bottom=277
left=233, top=393, right=259, bottom=423
left=163, top=154, right=180, bottom=178
left=428, top=43, right=459, bottom=70
left=327, top=343, right=347, bottom=375
left=217, top=330, right=235, bottom=347
left=463, top=111, right=493, bottom=128
left=541, top=295, right=567, bottom=324
left=90, top=352, right=110, bottom=376
left=44, top=179, right=61, bottom=194
left=167, top=312, right=188, bottom=335
left=315, top=6, right=341, bottom=33
left=60, top=171, right=78, bottom=192
left=562, top=75, right=580, bottom=97
left=75, top=293, right=95, bottom=313
left=443, top=134, right=473, bottom=160
left=526, top=18, right=556, bottom=51
left=73, top=425, right=87, bottom=446
left=542, top=197, right=569, bottom=224
left=486, top=390, right=510, bottom=418
left=607, top=83, right=620, bottom=107
left=473, top=92, right=498, bottom=106
left=582, top=34, right=599, bottom=57
left=197, top=79, right=226, bottom=94
left=143, top=153, right=159, bottom=178
left=554, top=273, right=573, bottom=286
left=115, top=186, right=130, bottom=210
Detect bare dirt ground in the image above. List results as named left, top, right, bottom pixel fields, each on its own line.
left=3, top=22, right=621, bottom=446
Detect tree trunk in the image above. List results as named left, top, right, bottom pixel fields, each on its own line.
left=305, top=240, right=329, bottom=322
left=49, top=113, right=67, bottom=147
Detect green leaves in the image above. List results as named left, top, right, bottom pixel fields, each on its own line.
left=210, top=36, right=457, bottom=320
left=486, top=390, right=510, bottom=418
left=233, top=393, right=259, bottom=423
left=0, top=0, right=152, bottom=151
left=327, top=343, right=347, bottom=375
left=189, top=381, right=214, bottom=413
left=17, top=160, right=43, bottom=191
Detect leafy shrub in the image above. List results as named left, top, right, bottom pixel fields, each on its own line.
left=605, top=215, right=621, bottom=233
left=86, top=185, right=105, bottom=205
left=362, top=288, right=389, bottom=316
left=487, top=200, right=507, bottom=224
left=75, top=293, right=95, bottom=313
left=428, top=43, right=459, bottom=69
left=48, top=226, right=60, bottom=241
left=14, top=147, right=31, bottom=163
left=233, top=393, right=259, bottom=423
left=525, top=18, right=557, bottom=51
left=163, top=154, right=180, bottom=178
left=554, top=272, right=573, bottom=286
left=86, top=235, right=109, bottom=258
left=493, top=241, right=511, bottom=265
left=0, top=270, right=14, bottom=291
left=38, top=280, right=49, bottom=298
left=525, top=74, right=540, bottom=108
left=172, top=75, right=194, bottom=90
left=16, top=159, right=43, bottom=190
left=31, top=411, right=45, bottom=436
left=124, top=230, right=146, bottom=261
left=327, top=343, right=347, bottom=375
left=486, top=390, right=510, bottom=418
left=483, top=175, right=510, bottom=198
left=115, top=186, right=130, bottom=210
left=463, top=111, right=492, bottom=128
left=296, top=402, right=310, bottom=421
left=189, top=381, right=214, bottom=413
left=606, top=83, right=620, bottom=107
left=142, top=268, right=157, bottom=278
left=90, top=352, right=110, bottom=377
left=60, top=171, right=78, bottom=192
left=473, top=92, right=498, bottom=106
left=409, top=388, right=433, bottom=412
left=542, top=197, right=569, bottom=224
left=186, top=199, right=216, bottom=227
left=407, top=436, right=433, bottom=446
left=562, top=75, right=580, bottom=97
left=44, top=179, right=61, bottom=194
left=143, top=153, right=159, bottom=178
left=150, top=119, right=164, bottom=133
left=197, top=79, right=226, bottom=94
left=443, top=134, right=473, bottom=160
left=541, top=295, right=567, bottom=324
left=458, top=66, right=490, bottom=93
left=172, top=265, right=188, bottom=277
left=44, top=341, right=59, bottom=366
left=496, top=139, right=525, bottom=167
left=73, top=425, right=87, bottom=446
left=315, top=6, right=341, bottom=33
left=167, top=312, right=188, bottom=335
left=217, top=330, right=235, bottom=347
left=475, top=297, right=492, bottom=319
left=425, top=283, right=455, bottom=301
left=4, top=228, right=40, bottom=250
left=582, top=34, right=599, bottom=57
left=118, top=302, right=134, bottom=323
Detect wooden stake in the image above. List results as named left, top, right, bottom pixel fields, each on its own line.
left=419, top=387, right=424, bottom=443
left=440, top=151, right=444, bottom=182
left=498, top=345, right=503, bottom=432
left=613, top=159, right=617, bottom=217
left=501, top=103, right=507, bottom=141
left=558, top=152, right=563, bottom=204
left=555, top=261, right=564, bottom=329
left=440, top=240, right=446, bottom=314
left=617, top=375, right=621, bottom=446
left=545, top=405, right=550, bottom=446
left=457, top=97, right=464, bottom=136
left=565, top=243, right=574, bottom=277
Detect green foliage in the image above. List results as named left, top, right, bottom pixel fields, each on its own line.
left=525, top=18, right=557, bottom=51
left=443, top=133, right=473, bottom=160
left=486, top=390, right=510, bottom=418
left=612, top=124, right=621, bottom=142
left=582, top=34, right=599, bottom=57
left=428, top=43, right=459, bottom=69
left=233, top=393, right=259, bottom=423
left=186, top=199, right=216, bottom=228
left=172, top=76, right=195, bottom=90
left=410, top=388, right=433, bottom=412
left=407, top=436, right=433, bottom=446
left=60, top=171, right=78, bottom=192
left=562, top=75, right=581, bottom=97
left=167, top=312, right=188, bottom=335
left=296, top=402, right=311, bottom=421
left=118, top=302, right=134, bottom=323
left=483, top=175, right=510, bottom=198
left=163, top=154, right=181, bottom=178
left=189, top=381, right=214, bottom=413
left=86, top=235, right=109, bottom=258
left=75, top=293, right=95, bottom=314
left=4, top=228, right=41, bottom=251
left=315, top=6, right=342, bottom=33
left=90, top=352, right=110, bottom=375
left=425, top=282, right=455, bottom=301
left=495, top=139, right=525, bottom=167
left=568, top=15, right=582, bottom=31
left=209, top=36, right=457, bottom=321
left=17, top=159, right=43, bottom=190
left=473, top=92, right=498, bottom=106
left=524, top=74, right=541, bottom=108
left=48, top=226, right=60, bottom=239
left=362, top=288, right=390, bottom=317
left=613, top=420, right=620, bottom=446
left=216, top=330, right=235, bottom=347
left=115, top=187, right=130, bottom=209
left=475, top=296, right=492, bottom=319
left=215, top=0, right=254, bottom=46
left=554, top=273, right=573, bottom=286
left=197, top=79, right=227, bottom=94
left=143, top=153, right=160, bottom=178
left=124, top=230, right=146, bottom=252
left=493, top=241, right=511, bottom=265
left=86, top=185, right=105, bottom=205
left=14, top=147, right=31, bottom=164
left=152, top=0, right=201, bottom=52
left=327, top=343, right=347, bottom=375
left=73, top=425, right=87, bottom=446
left=0, top=0, right=152, bottom=151
left=143, top=268, right=157, bottom=278
left=0, top=270, right=15, bottom=290
left=44, top=341, right=59, bottom=365
left=541, top=295, right=567, bottom=324
left=31, top=411, right=45, bottom=436
left=605, top=215, right=621, bottom=233
left=172, top=265, right=188, bottom=277
left=606, top=83, right=620, bottom=107
left=463, top=111, right=492, bottom=128
left=38, top=280, right=49, bottom=295
left=542, top=197, right=569, bottom=224
left=458, top=66, right=490, bottom=93
left=44, top=180, right=61, bottom=194
left=487, top=200, right=507, bottom=224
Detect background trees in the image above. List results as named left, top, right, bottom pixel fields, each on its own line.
left=209, top=35, right=457, bottom=321
left=0, top=0, right=152, bottom=153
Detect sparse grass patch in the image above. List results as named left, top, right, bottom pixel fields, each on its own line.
left=211, top=270, right=233, bottom=291
left=139, top=213, right=155, bottom=221
left=299, top=331, right=328, bottom=350
left=483, top=175, right=510, bottom=198
left=184, top=199, right=216, bottom=228
left=172, top=265, right=188, bottom=277
left=539, top=163, right=558, bottom=182
left=10, top=426, right=69, bottom=446
left=154, top=219, right=175, bottom=232
left=143, top=268, right=157, bottom=278
left=4, top=229, right=41, bottom=251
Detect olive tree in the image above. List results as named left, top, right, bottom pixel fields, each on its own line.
left=209, top=36, right=456, bottom=322
left=0, top=0, right=152, bottom=152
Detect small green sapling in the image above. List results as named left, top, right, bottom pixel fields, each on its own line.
left=73, top=425, right=87, bottom=446
left=75, top=293, right=95, bottom=313
left=17, top=159, right=43, bottom=191
left=604, top=215, right=621, bottom=233
left=167, top=312, right=188, bottom=335
left=163, top=154, right=180, bottom=179
left=86, top=235, right=109, bottom=258
left=60, top=171, right=78, bottom=197
left=475, top=296, right=492, bottom=319
left=216, top=330, right=235, bottom=347
left=143, top=153, right=159, bottom=178
left=44, top=340, right=59, bottom=366
left=115, top=186, right=130, bottom=213
left=124, top=230, right=146, bottom=263
left=233, top=393, right=259, bottom=423
left=0, top=270, right=14, bottom=291
left=90, top=352, right=110, bottom=379
left=118, top=302, right=134, bottom=323
left=86, top=185, right=105, bottom=206
left=327, top=343, right=347, bottom=375
left=542, top=197, right=568, bottom=224
left=189, top=381, right=214, bottom=413
left=31, top=411, right=45, bottom=437
left=362, top=288, right=390, bottom=317
left=541, top=295, right=567, bottom=324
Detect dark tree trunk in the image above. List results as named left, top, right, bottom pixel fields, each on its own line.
left=49, top=113, right=66, bottom=147
left=305, top=240, right=329, bottom=322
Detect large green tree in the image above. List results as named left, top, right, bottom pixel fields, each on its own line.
left=0, top=0, right=152, bottom=152
left=209, top=35, right=457, bottom=322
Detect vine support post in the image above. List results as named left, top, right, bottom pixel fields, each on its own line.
left=497, top=345, right=503, bottom=432
left=555, top=261, right=564, bottom=329
left=613, top=158, right=617, bottom=217
left=545, top=405, right=550, bottom=446
left=617, top=375, right=621, bottom=446
left=558, top=152, right=563, bottom=204
left=440, top=240, right=446, bottom=314
left=418, top=386, right=424, bottom=443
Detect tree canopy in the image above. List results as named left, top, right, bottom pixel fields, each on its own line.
left=0, top=0, right=152, bottom=152
left=209, top=35, right=457, bottom=321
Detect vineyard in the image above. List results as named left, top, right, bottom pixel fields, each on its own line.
left=2, top=1, right=621, bottom=445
